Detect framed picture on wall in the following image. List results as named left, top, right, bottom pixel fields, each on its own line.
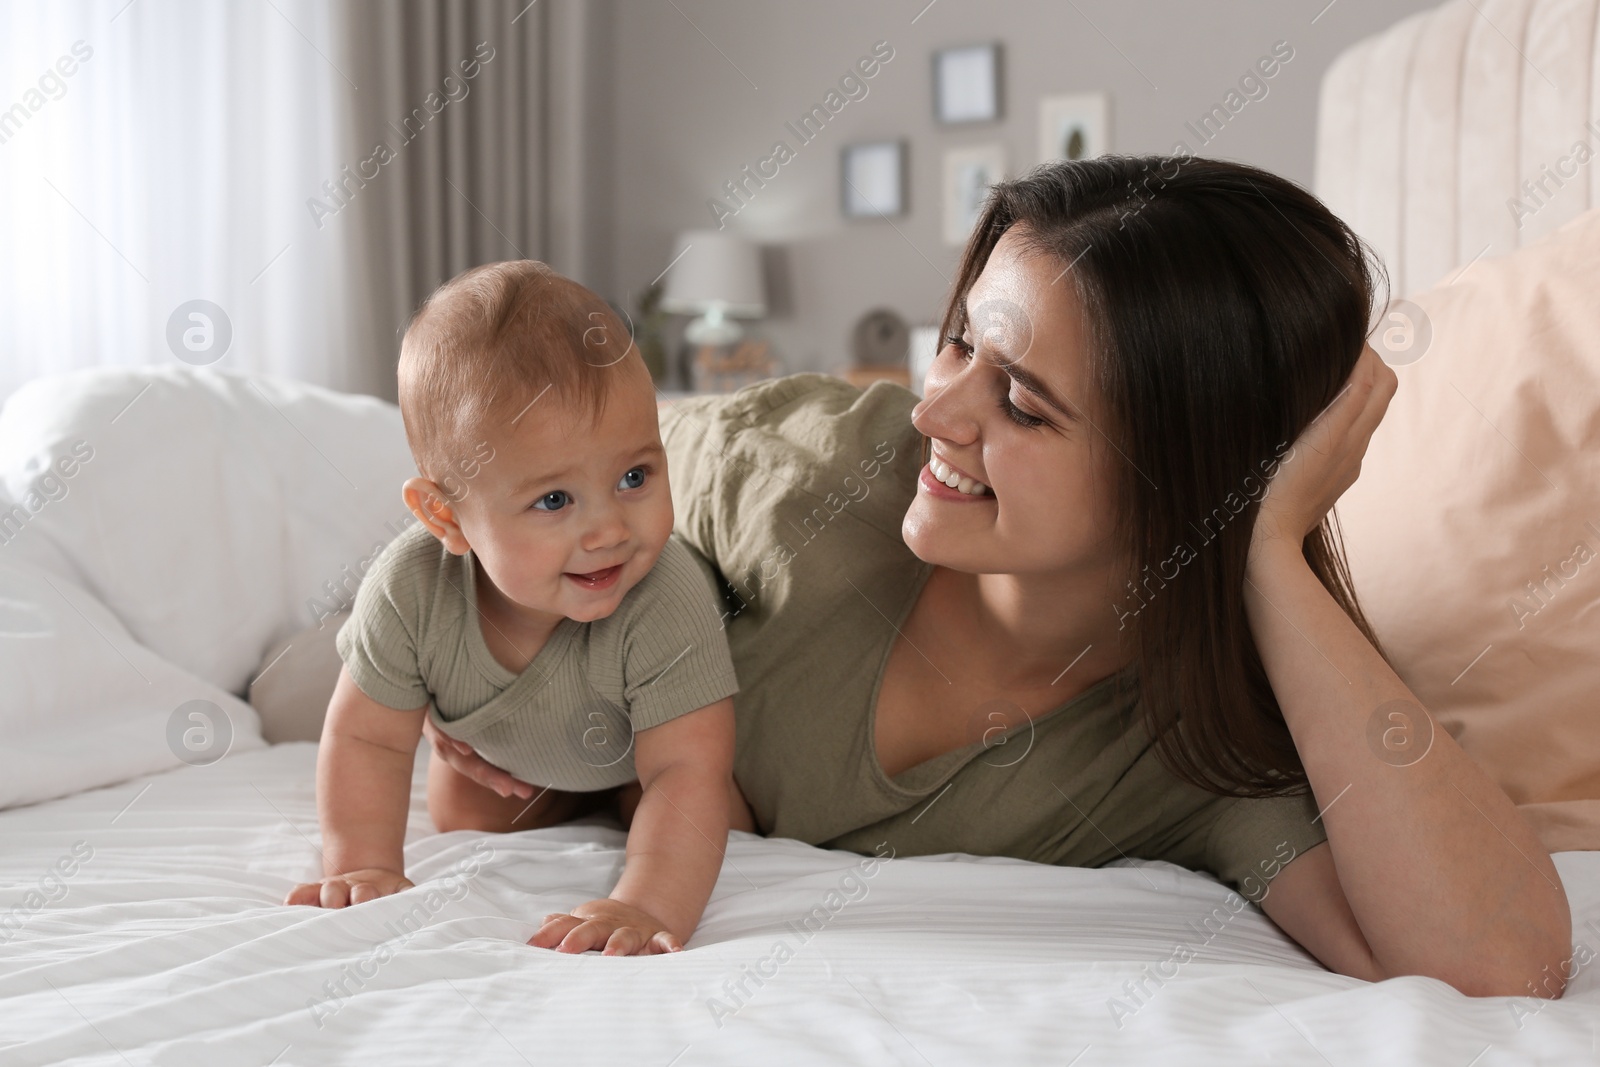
left=841, top=140, right=907, bottom=218
left=1038, top=92, right=1111, bottom=163
left=933, top=43, right=1002, bottom=124
left=942, top=144, right=1006, bottom=246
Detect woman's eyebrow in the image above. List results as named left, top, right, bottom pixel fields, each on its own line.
left=957, top=291, right=1081, bottom=421
left=1000, top=360, right=1080, bottom=422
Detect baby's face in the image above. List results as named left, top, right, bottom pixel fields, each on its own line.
left=454, top=370, right=673, bottom=625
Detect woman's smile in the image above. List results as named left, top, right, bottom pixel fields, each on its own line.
left=919, top=462, right=994, bottom=502
left=928, top=454, right=985, bottom=499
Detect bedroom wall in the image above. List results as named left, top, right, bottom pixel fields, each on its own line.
left=604, top=0, right=1442, bottom=378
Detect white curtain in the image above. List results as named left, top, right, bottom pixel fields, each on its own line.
left=0, top=0, right=371, bottom=403
left=0, top=1, right=607, bottom=407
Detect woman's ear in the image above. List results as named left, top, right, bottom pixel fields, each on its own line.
left=402, top=477, right=471, bottom=555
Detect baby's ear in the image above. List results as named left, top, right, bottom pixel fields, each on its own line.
left=401, top=477, right=469, bottom=554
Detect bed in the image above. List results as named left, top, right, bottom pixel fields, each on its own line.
left=5, top=1, right=1600, bottom=1063
left=4, top=747, right=1599, bottom=1065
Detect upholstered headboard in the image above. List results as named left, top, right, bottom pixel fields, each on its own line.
left=1315, top=0, right=1600, bottom=298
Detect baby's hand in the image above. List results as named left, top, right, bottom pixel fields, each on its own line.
left=284, top=868, right=414, bottom=908
left=530, top=897, right=683, bottom=956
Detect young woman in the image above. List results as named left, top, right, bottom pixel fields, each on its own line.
left=426, top=157, right=1570, bottom=995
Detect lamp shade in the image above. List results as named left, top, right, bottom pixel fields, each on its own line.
left=659, top=231, right=766, bottom=318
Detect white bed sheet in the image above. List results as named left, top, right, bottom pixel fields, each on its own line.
left=2, top=743, right=1596, bottom=1066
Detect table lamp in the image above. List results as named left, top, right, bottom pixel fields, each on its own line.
left=660, top=230, right=766, bottom=346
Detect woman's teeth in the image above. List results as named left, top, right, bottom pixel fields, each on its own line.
left=929, top=456, right=991, bottom=496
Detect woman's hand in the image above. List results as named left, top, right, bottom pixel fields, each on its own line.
left=284, top=867, right=414, bottom=907
left=1252, top=343, right=1397, bottom=559
left=1239, top=339, right=1569, bottom=994
left=421, top=716, right=535, bottom=801
left=530, top=897, right=684, bottom=956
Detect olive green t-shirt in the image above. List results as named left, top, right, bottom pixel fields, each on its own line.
left=659, top=373, right=1327, bottom=897
left=334, top=524, right=739, bottom=791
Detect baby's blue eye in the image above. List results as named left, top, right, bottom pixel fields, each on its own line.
left=617, top=467, right=647, bottom=490
left=532, top=490, right=571, bottom=512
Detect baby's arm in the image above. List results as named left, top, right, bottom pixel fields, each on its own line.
left=530, top=696, right=736, bottom=954
left=283, top=665, right=428, bottom=907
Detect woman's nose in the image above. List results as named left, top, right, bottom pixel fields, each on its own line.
left=913, top=363, right=981, bottom=446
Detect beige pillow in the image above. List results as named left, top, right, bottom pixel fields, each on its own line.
left=1336, top=206, right=1600, bottom=852
left=247, top=611, right=348, bottom=744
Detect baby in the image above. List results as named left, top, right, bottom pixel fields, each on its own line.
left=285, top=260, right=742, bottom=956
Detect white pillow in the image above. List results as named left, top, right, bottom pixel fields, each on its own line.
left=0, top=558, right=263, bottom=809
left=0, top=366, right=417, bottom=697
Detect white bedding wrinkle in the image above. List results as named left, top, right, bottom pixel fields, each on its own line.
left=703, top=840, right=895, bottom=1031
left=0, top=839, right=93, bottom=947
left=306, top=839, right=495, bottom=1030
left=0, top=743, right=1595, bottom=1066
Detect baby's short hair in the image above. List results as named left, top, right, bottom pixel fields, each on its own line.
left=398, top=260, right=633, bottom=491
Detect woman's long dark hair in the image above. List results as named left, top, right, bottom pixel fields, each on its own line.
left=942, top=155, right=1388, bottom=798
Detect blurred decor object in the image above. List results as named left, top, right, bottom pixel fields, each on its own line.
left=841, top=141, right=908, bottom=218
left=661, top=231, right=767, bottom=348
left=629, top=285, right=669, bottom=383
left=843, top=308, right=911, bottom=389
left=1038, top=93, right=1110, bottom=163
left=841, top=365, right=910, bottom=389
left=934, top=43, right=1002, bottom=124
left=942, top=144, right=1006, bottom=246
left=690, top=339, right=780, bottom=395
left=852, top=307, right=909, bottom=366
left=909, top=326, right=942, bottom=396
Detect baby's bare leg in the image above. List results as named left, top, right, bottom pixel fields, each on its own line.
left=428, top=753, right=607, bottom=833
left=728, top=777, right=757, bottom=833
left=616, top=781, right=643, bottom=829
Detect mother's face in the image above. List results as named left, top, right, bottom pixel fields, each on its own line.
left=903, top=227, right=1123, bottom=582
